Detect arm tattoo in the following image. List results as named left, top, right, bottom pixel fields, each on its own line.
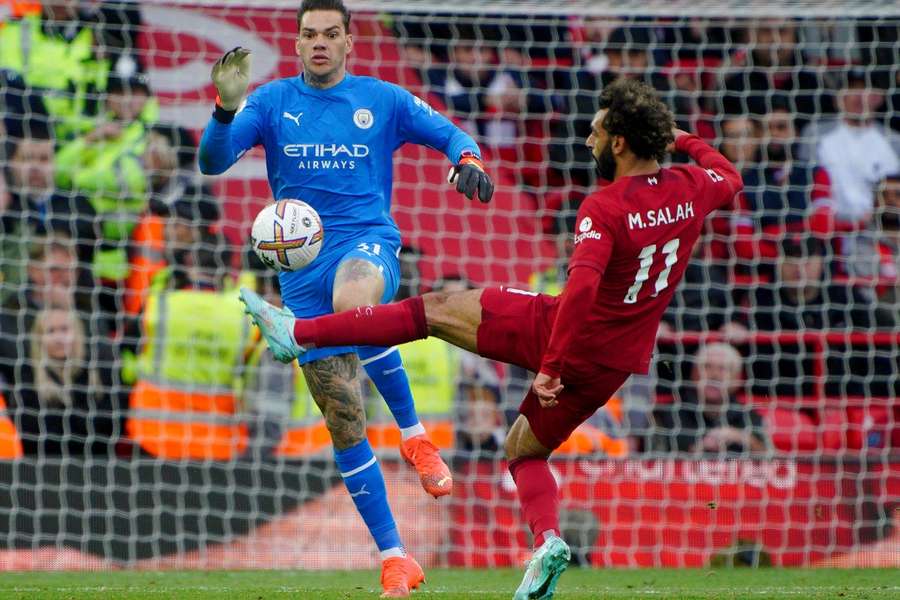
left=302, top=354, right=366, bottom=450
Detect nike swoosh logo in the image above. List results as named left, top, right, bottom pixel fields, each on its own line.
left=437, top=476, right=451, bottom=487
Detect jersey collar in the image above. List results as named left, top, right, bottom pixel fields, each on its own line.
left=294, top=71, right=353, bottom=94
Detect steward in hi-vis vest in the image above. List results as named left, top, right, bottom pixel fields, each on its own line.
left=127, top=235, right=253, bottom=461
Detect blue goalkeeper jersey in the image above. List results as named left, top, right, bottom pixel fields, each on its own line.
left=199, top=72, right=480, bottom=253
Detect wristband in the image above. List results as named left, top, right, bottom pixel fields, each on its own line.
left=458, top=150, right=485, bottom=172
left=213, top=98, right=237, bottom=124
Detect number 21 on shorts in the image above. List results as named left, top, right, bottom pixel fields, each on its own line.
left=357, top=242, right=381, bottom=256
left=624, top=238, right=680, bottom=304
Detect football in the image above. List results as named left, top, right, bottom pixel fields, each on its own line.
left=250, top=199, right=323, bottom=272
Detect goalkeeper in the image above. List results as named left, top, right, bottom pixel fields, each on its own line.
left=198, top=0, right=493, bottom=596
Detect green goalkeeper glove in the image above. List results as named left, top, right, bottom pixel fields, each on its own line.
left=211, top=46, right=252, bottom=111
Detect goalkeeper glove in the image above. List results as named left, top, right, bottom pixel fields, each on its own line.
left=448, top=152, right=494, bottom=203
left=211, top=46, right=252, bottom=111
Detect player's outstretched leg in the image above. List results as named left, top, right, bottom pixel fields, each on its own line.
left=240, top=286, right=484, bottom=356
left=358, top=346, right=453, bottom=498
left=239, top=288, right=302, bottom=362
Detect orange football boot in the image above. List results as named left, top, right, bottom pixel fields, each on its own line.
left=380, top=554, right=425, bottom=598
left=400, top=434, right=453, bottom=498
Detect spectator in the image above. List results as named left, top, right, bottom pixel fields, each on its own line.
left=424, top=27, right=551, bottom=157
left=726, top=234, right=896, bottom=397
left=124, top=171, right=220, bottom=319
left=658, top=58, right=717, bottom=137
left=730, top=235, right=890, bottom=334
left=0, top=234, right=96, bottom=330
left=813, top=68, right=900, bottom=228
left=652, top=343, right=768, bottom=454
left=0, top=0, right=111, bottom=138
left=126, top=229, right=253, bottom=461
left=54, top=73, right=159, bottom=292
left=576, top=16, right=625, bottom=75
left=0, top=235, right=106, bottom=395
left=56, top=73, right=158, bottom=191
left=82, top=0, right=145, bottom=79
left=0, top=168, right=25, bottom=308
left=721, top=19, right=834, bottom=123
left=4, top=118, right=96, bottom=258
left=733, top=102, right=834, bottom=270
left=423, top=30, right=495, bottom=136
left=144, top=123, right=205, bottom=210
left=718, top=115, right=760, bottom=170
left=455, top=393, right=505, bottom=455
left=387, top=12, right=434, bottom=67
left=6, top=305, right=122, bottom=456
left=549, top=26, right=657, bottom=190
left=652, top=17, right=730, bottom=64
left=843, top=174, right=900, bottom=305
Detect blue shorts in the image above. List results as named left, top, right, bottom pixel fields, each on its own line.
left=279, top=238, right=401, bottom=365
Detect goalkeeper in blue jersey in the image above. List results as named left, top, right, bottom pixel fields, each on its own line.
left=198, top=0, right=493, bottom=596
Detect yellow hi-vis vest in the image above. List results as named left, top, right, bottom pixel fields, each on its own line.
left=0, top=14, right=109, bottom=137
left=386, top=340, right=458, bottom=417
left=55, top=99, right=160, bottom=281
left=127, top=289, right=251, bottom=461
left=528, top=266, right=564, bottom=296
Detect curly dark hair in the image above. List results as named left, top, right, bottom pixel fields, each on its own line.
left=598, top=79, right=675, bottom=162
left=297, top=0, right=350, bottom=32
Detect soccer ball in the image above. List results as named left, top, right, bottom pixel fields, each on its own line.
left=250, top=199, right=323, bottom=272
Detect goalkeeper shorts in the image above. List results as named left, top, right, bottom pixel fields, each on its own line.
left=279, top=237, right=401, bottom=365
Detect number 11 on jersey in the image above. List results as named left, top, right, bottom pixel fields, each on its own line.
left=623, top=238, right=680, bottom=304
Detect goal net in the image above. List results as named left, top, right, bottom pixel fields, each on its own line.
left=0, top=0, right=897, bottom=570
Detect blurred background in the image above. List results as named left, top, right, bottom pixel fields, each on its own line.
left=0, top=0, right=898, bottom=571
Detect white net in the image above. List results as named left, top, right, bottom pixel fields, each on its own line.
left=0, top=0, right=897, bottom=571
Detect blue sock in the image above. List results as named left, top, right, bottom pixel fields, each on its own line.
left=334, top=439, right=403, bottom=553
left=359, top=346, right=421, bottom=433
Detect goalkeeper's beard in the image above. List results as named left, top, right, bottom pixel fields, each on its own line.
left=593, top=140, right=617, bottom=183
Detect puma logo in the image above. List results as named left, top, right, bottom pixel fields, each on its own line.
left=282, top=111, right=303, bottom=126
left=349, top=484, right=370, bottom=498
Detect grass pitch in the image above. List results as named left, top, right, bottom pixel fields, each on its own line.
left=0, top=567, right=896, bottom=599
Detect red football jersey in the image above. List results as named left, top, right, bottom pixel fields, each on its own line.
left=541, top=135, right=742, bottom=376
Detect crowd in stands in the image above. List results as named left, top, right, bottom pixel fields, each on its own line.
left=0, top=3, right=898, bottom=461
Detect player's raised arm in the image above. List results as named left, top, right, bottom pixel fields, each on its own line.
left=671, top=129, right=744, bottom=209
left=199, top=47, right=264, bottom=175
left=394, top=86, right=494, bottom=203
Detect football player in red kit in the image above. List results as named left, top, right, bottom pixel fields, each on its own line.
left=241, top=78, right=742, bottom=600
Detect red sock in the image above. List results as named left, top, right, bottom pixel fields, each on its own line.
left=293, top=296, right=428, bottom=348
left=509, top=457, right=560, bottom=548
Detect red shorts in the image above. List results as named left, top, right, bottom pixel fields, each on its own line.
left=476, top=287, right=631, bottom=450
